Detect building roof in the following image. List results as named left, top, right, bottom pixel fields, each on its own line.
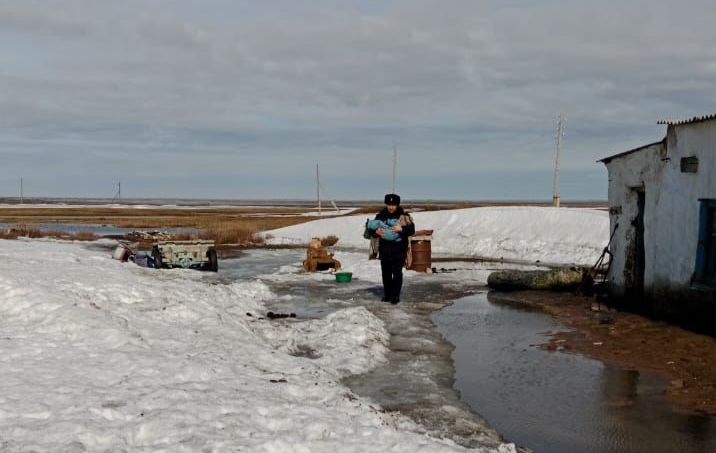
left=598, top=140, right=664, bottom=164
left=657, top=113, right=716, bottom=126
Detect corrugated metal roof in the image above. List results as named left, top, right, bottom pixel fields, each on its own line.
left=657, top=113, right=716, bottom=126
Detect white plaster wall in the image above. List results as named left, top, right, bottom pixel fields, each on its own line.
left=649, top=122, right=716, bottom=290
left=605, top=143, right=664, bottom=295
left=605, top=119, right=716, bottom=296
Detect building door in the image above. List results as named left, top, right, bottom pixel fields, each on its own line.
left=695, top=199, right=716, bottom=286
left=635, top=191, right=646, bottom=296
left=707, top=209, right=716, bottom=283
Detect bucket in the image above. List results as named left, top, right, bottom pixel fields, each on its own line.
left=410, top=239, right=432, bottom=273
left=335, top=272, right=353, bottom=283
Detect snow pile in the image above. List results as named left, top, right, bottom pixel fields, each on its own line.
left=0, top=239, right=516, bottom=452
left=260, top=307, right=390, bottom=378
left=266, top=206, right=609, bottom=266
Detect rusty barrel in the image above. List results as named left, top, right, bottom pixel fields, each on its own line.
left=410, top=238, right=432, bottom=272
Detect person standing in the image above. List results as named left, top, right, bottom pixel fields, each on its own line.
left=373, top=194, right=415, bottom=304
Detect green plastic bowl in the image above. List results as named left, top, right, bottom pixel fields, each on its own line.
left=335, top=272, right=353, bottom=283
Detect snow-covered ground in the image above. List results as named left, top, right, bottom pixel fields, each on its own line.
left=0, top=239, right=514, bottom=452
left=266, top=206, right=609, bottom=266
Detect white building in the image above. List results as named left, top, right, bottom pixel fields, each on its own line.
left=600, top=114, right=716, bottom=326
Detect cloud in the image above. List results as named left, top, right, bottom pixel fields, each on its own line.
left=0, top=0, right=714, bottom=199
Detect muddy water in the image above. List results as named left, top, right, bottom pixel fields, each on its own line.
left=0, top=222, right=198, bottom=237
left=215, top=250, right=509, bottom=449
left=434, top=292, right=716, bottom=453
left=215, top=249, right=716, bottom=452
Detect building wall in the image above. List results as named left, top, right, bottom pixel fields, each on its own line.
left=650, top=122, right=716, bottom=293
left=605, top=120, right=716, bottom=319
left=605, top=142, right=664, bottom=297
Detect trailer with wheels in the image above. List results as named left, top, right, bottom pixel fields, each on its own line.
left=151, top=240, right=219, bottom=272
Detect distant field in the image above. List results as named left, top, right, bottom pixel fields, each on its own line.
left=0, top=201, right=607, bottom=248
left=0, top=207, right=311, bottom=229
left=0, top=200, right=607, bottom=229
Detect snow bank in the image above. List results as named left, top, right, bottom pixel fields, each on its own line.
left=0, top=239, right=513, bottom=452
left=266, top=206, right=609, bottom=266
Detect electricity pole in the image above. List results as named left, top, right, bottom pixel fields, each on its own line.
left=20, top=177, right=24, bottom=204
left=316, top=164, right=321, bottom=214
left=552, top=113, right=566, bottom=207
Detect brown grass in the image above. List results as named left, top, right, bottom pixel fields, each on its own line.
left=0, top=206, right=310, bottom=251
left=0, top=225, right=98, bottom=241
left=198, top=222, right=265, bottom=245
left=148, top=223, right=266, bottom=245
left=0, top=207, right=311, bottom=231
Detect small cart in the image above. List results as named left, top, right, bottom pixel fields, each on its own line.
left=152, top=240, right=219, bottom=272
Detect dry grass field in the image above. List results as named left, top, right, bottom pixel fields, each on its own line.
left=0, top=201, right=607, bottom=246
left=0, top=206, right=314, bottom=245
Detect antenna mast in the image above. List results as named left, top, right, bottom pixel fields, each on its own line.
left=20, top=177, right=23, bottom=204
left=111, top=181, right=122, bottom=203
left=552, top=113, right=565, bottom=207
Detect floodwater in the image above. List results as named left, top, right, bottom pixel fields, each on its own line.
left=0, top=222, right=198, bottom=237
left=199, top=249, right=716, bottom=451
left=434, top=292, right=716, bottom=453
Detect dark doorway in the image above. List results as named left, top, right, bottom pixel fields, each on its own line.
left=706, top=208, right=716, bottom=283
left=635, top=191, right=646, bottom=296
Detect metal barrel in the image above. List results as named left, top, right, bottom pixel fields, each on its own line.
left=410, top=239, right=432, bottom=272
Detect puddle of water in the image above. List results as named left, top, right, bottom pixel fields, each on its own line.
left=214, top=249, right=510, bottom=449
left=0, top=222, right=198, bottom=237
left=434, top=292, right=716, bottom=453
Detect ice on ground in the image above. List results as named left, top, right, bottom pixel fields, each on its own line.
left=259, top=307, right=390, bottom=378
left=266, top=206, right=609, bottom=266
left=0, top=239, right=514, bottom=452
left=266, top=250, right=508, bottom=287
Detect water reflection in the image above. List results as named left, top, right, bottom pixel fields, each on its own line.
left=433, top=291, right=716, bottom=453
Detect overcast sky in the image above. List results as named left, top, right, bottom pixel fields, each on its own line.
left=1, top=0, right=715, bottom=201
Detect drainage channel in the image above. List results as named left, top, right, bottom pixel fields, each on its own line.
left=215, top=249, right=517, bottom=450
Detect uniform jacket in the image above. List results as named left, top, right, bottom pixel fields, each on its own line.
left=372, top=207, right=415, bottom=261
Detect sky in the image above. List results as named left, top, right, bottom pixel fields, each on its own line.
left=1, top=0, right=715, bottom=201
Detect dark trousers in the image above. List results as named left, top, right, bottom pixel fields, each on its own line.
left=380, top=258, right=404, bottom=300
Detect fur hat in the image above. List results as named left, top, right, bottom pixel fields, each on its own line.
left=384, top=193, right=401, bottom=205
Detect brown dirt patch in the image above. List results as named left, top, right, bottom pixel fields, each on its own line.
left=489, top=290, right=716, bottom=415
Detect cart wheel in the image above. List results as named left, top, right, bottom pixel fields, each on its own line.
left=152, top=247, right=163, bottom=269
left=207, top=248, right=218, bottom=272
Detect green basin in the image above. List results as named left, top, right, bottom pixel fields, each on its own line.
left=335, top=272, right=353, bottom=283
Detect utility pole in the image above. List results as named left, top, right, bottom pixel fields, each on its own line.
left=392, top=144, right=398, bottom=193
left=111, top=181, right=122, bottom=203
left=20, top=177, right=23, bottom=204
left=316, top=164, right=321, bottom=214
left=552, top=113, right=566, bottom=208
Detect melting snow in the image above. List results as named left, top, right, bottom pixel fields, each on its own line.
left=0, top=239, right=514, bottom=452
